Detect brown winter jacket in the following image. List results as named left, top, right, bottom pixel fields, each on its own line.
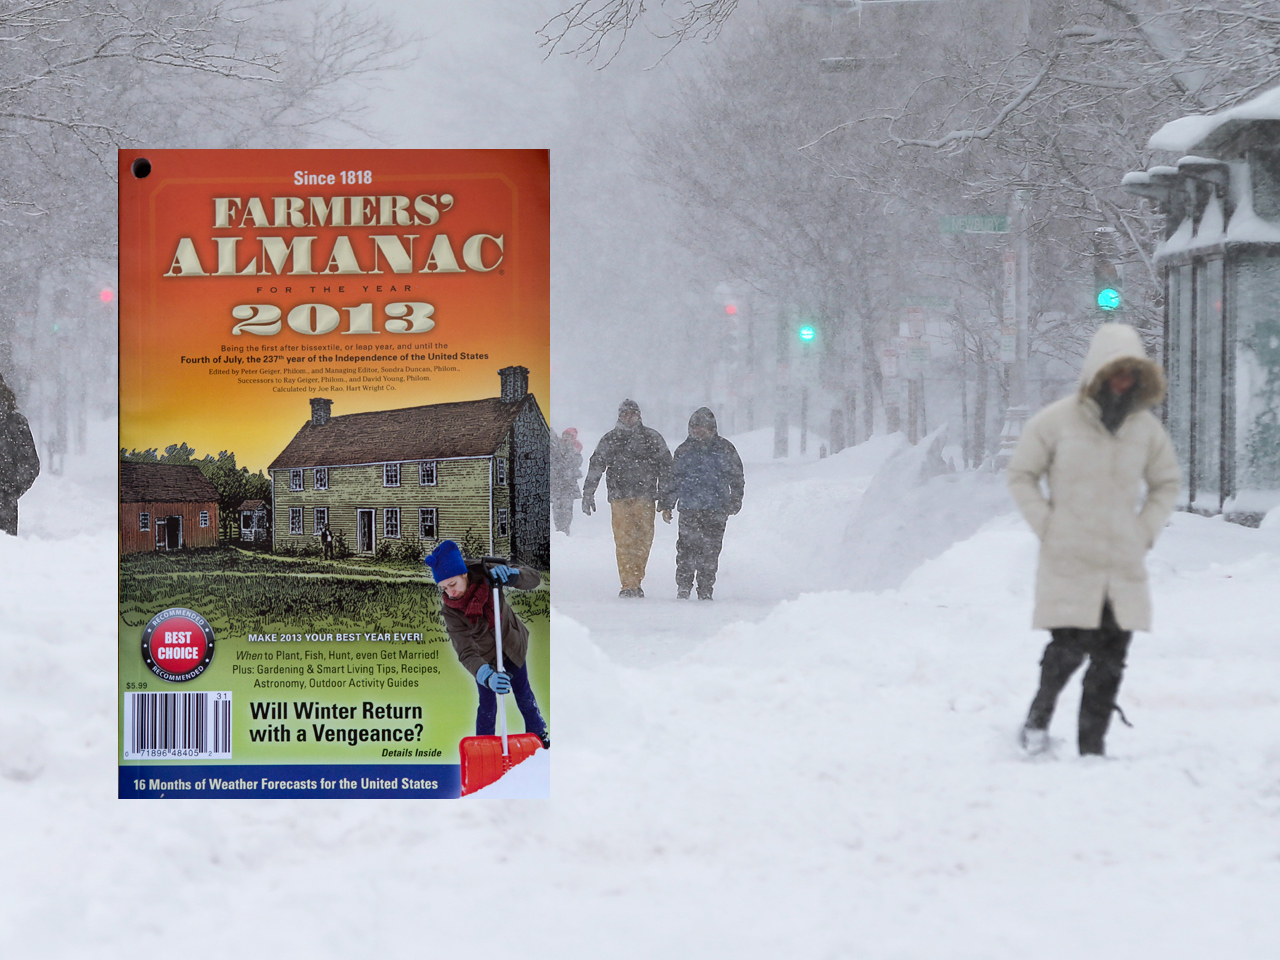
left=1007, top=323, right=1181, bottom=631
left=441, top=563, right=541, bottom=678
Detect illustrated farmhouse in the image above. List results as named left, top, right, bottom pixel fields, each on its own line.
left=269, top=367, right=550, bottom=567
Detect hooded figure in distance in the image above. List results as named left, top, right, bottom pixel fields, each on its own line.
left=550, top=427, right=583, bottom=535
left=581, top=399, right=672, bottom=598
left=660, top=407, right=744, bottom=600
left=1007, top=323, right=1180, bottom=757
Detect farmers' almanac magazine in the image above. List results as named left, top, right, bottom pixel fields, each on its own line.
left=118, top=150, right=550, bottom=798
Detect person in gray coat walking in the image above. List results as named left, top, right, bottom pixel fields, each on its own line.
left=1007, top=323, right=1180, bottom=756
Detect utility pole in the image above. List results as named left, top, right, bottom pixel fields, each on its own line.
left=773, top=316, right=790, bottom=458
left=996, top=188, right=1030, bottom=467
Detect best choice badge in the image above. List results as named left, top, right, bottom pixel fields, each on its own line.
left=141, top=607, right=215, bottom=682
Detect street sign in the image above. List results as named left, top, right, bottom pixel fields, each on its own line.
left=1000, top=326, right=1017, bottom=363
left=1002, top=249, right=1016, bottom=324
left=939, top=215, right=1008, bottom=234
left=905, top=305, right=925, bottom=337
left=882, top=347, right=898, bottom=378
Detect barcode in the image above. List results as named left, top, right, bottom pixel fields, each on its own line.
left=124, top=692, right=232, bottom=759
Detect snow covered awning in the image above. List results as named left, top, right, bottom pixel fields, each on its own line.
left=1148, top=85, right=1280, bottom=156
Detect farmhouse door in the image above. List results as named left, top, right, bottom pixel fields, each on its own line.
left=165, top=516, right=181, bottom=550
left=358, top=509, right=374, bottom=553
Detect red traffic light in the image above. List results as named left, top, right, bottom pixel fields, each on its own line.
left=100, top=288, right=114, bottom=303
left=724, top=303, right=737, bottom=316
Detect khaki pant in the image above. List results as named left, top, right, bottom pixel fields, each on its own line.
left=610, top=498, right=656, bottom=590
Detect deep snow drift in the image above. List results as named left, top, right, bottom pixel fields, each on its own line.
left=2, top=419, right=1279, bottom=958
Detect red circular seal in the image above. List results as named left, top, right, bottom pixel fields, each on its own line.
left=141, top=608, right=215, bottom=682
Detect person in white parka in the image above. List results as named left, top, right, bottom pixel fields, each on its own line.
left=1008, top=322, right=1181, bottom=756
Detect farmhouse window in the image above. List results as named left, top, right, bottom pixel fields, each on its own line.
left=290, top=469, right=303, bottom=491
left=314, top=467, right=328, bottom=490
left=139, top=512, right=150, bottom=532
left=384, top=462, right=401, bottom=487
left=496, top=457, right=507, bottom=485
left=290, top=507, right=303, bottom=536
left=497, top=508, right=509, bottom=537
left=199, top=511, right=210, bottom=527
left=419, top=460, right=437, bottom=486
left=384, top=507, right=401, bottom=538
left=419, top=507, right=437, bottom=540
left=314, top=507, right=328, bottom=535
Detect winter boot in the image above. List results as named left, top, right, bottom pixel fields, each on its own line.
left=1019, top=725, right=1050, bottom=755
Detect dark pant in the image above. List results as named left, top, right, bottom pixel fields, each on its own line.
left=676, top=510, right=729, bottom=598
left=0, top=497, right=17, bottom=536
left=475, top=660, right=547, bottom=739
left=1026, top=601, right=1132, bottom=755
left=552, top=495, right=575, bottom=534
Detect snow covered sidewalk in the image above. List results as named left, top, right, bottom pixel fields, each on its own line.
left=553, top=507, right=1280, bottom=958
left=1, top=426, right=1278, bottom=957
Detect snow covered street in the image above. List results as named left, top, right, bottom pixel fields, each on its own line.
left=3, top=420, right=1279, bottom=957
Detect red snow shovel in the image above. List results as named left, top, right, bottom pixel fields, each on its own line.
left=459, top=559, right=542, bottom=796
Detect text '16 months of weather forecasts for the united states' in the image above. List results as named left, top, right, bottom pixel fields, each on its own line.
left=118, top=150, right=550, bottom=799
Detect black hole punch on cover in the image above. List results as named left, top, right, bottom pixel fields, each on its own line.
left=131, top=157, right=152, bottom=179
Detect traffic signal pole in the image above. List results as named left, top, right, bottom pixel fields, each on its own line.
left=995, top=189, right=1030, bottom=469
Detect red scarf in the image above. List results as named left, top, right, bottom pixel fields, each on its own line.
left=442, top=578, right=494, bottom=629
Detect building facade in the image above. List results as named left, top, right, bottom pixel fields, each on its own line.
left=1125, top=92, right=1280, bottom=522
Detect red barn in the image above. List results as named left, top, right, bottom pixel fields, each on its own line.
left=120, top=462, right=219, bottom=554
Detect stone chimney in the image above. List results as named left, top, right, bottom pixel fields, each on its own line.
left=498, top=366, right=529, bottom=402
left=310, top=397, right=333, bottom=426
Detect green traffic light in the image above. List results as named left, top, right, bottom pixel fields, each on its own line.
left=1097, top=288, right=1122, bottom=311
left=798, top=324, right=816, bottom=342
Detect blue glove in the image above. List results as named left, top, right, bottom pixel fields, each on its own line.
left=475, top=664, right=511, bottom=694
left=487, top=564, right=520, bottom=584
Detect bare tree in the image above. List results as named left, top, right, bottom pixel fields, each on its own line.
left=541, top=0, right=737, bottom=64
left=0, top=0, right=410, bottom=461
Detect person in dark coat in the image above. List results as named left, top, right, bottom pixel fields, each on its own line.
left=320, top=523, right=334, bottom=559
left=550, top=427, right=583, bottom=535
left=660, top=407, right=744, bottom=600
left=0, top=375, right=39, bottom=536
left=425, top=540, right=548, bottom=747
left=582, top=399, right=672, bottom=598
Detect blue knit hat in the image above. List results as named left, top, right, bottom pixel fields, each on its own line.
left=424, top=540, right=467, bottom=583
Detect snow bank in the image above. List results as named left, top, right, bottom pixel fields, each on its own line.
left=5, top=419, right=1280, bottom=957
left=726, top=424, right=835, bottom=464
left=18, top=416, right=118, bottom=540
left=842, top=428, right=1016, bottom=590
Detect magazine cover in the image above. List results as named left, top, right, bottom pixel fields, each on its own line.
left=118, top=150, right=550, bottom=798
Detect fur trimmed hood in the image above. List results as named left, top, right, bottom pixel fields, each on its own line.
left=1078, top=322, right=1166, bottom=410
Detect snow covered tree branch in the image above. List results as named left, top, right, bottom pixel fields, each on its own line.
left=540, top=0, right=737, bottom=63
